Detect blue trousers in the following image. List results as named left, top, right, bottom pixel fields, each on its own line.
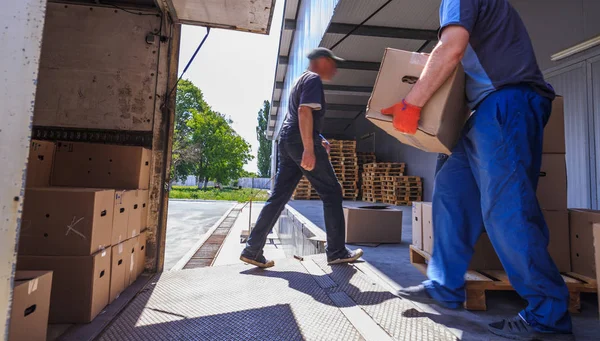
left=424, top=85, right=572, bottom=333
left=242, top=134, right=348, bottom=261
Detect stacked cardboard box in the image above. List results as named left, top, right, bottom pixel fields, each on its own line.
left=410, top=97, right=572, bottom=272
left=361, top=163, right=405, bottom=203
left=569, top=210, right=600, bottom=280
left=9, top=271, right=53, bottom=341
left=17, top=141, right=151, bottom=324
left=381, top=176, right=423, bottom=206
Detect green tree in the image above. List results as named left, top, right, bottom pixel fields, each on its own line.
left=256, top=100, right=272, bottom=177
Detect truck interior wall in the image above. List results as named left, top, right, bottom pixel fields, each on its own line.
left=511, top=0, right=600, bottom=72
left=351, top=114, right=437, bottom=202
left=30, top=2, right=177, bottom=272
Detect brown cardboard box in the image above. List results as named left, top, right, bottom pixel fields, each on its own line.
left=127, top=190, right=147, bottom=239
left=52, top=142, right=151, bottom=189
left=109, top=243, right=127, bottom=303
left=468, top=210, right=570, bottom=272
left=139, top=189, right=149, bottom=232
left=537, top=154, right=567, bottom=210
left=19, top=188, right=114, bottom=256
left=422, top=203, right=433, bottom=254
left=17, top=251, right=111, bottom=323
left=135, top=231, right=147, bottom=278
left=26, top=140, right=55, bottom=188
left=412, top=202, right=423, bottom=250
left=343, top=206, right=403, bottom=243
left=112, top=190, right=134, bottom=246
left=593, top=223, right=600, bottom=317
left=366, top=49, right=468, bottom=154
left=569, top=209, right=600, bottom=279
left=543, top=97, right=565, bottom=154
left=124, top=237, right=138, bottom=286
left=9, top=271, right=53, bottom=341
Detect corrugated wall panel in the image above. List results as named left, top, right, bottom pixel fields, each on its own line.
left=591, top=57, right=600, bottom=209
left=547, top=63, right=593, bottom=209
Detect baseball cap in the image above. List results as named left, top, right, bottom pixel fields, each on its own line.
left=307, top=47, right=345, bottom=63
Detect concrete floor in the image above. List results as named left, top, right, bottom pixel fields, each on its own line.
left=164, top=200, right=235, bottom=270
left=288, top=200, right=600, bottom=341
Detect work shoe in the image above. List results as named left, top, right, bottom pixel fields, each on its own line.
left=240, top=254, right=275, bottom=268
left=327, top=248, right=364, bottom=265
left=488, top=315, right=575, bottom=341
left=396, top=285, right=438, bottom=305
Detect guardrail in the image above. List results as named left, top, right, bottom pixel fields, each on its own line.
left=275, top=205, right=327, bottom=258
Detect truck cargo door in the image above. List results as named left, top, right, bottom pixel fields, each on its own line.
left=161, top=0, right=276, bottom=34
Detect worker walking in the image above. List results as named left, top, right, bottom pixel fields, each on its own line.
left=240, top=47, right=363, bottom=269
left=385, top=0, right=573, bottom=340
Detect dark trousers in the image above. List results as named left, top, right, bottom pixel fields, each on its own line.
left=424, top=85, right=571, bottom=332
left=243, top=135, right=347, bottom=261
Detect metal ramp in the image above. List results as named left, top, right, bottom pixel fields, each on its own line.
left=98, top=255, right=458, bottom=341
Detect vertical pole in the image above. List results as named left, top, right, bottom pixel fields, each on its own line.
left=249, top=178, right=254, bottom=233
left=0, top=1, right=48, bottom=339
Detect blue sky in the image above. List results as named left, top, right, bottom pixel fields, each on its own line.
left=178, top=0, right=285, bottom=174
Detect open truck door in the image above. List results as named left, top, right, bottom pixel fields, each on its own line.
left=0, top=1, right=275, bottom=340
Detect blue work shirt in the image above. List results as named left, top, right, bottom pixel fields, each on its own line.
left=440, top=0, right=555, bottom=109
left=281, top=71, right=326, bottom=137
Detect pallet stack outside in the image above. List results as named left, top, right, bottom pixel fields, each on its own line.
left=329, top=139, right=359, bottom=200
left=292, top=177, right=320, bottom=200
left=382, top=176, right=423, bottom=206
left=356, top=152, right=376, bottom=198
left=361, top=163, right=405, bottom=203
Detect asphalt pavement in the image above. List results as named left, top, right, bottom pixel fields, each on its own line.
left=164, top=200, right=235, bottom=270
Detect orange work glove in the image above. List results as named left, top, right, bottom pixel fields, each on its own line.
left=381, top=99, right=422, bottom=135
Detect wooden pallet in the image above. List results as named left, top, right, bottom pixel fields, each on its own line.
left=409, top=245, right=598, bottom=312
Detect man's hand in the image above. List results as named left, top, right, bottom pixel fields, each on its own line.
left=301, top=149, right=316, bottom=171
left=321, top=139, right=331, bottom=154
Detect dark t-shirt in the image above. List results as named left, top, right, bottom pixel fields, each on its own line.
left=281, top=71, right=326, bottom=138
left=440, top=0, right=555, bottom=109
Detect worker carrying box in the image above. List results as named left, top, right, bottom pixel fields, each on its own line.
left=386, top=0, right=574, bottom=340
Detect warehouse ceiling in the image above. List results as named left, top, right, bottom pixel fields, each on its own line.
left=269, top=0, right=441, bottom=139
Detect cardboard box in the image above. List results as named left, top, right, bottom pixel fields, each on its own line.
left=593, top=223, right=600, bottom=317
left=135, top=231, right=147, bottom=278
left=124, top=237, right=138, bottom=286
left=366, top=49, right=468, bottom=154
left=543, top=97, right=565, bottom=154
left=109, top=242, right=127, bottom=303
left=9, top=271, right=53, bottom=341
left=343, top=206, right=403, bottom=243
left=127, top=190, right=147, bottom=239
left=537, top=154, right=567, bottom=210
left=26, top=140, right=55, bottom=188
left=569, top=209, right=600, bottom=279
left=112, top=190, right=134, bottom=246
left=412, top=202, right=423, bottom=250
left=17, top=251, right=111, bottom=323
left=19, top=188, right=114, bottom=256
left=52, top=142, right=151, bottom=189
left=139, top=189, right=149, bottom=232
left=422, top=203, right=433, bottom=254
left=468, top=210, right=570, bottom=272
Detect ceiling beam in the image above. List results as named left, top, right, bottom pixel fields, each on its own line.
left=278, top=56, right=379, bottom=71
left=276, top=82, right=372, bottom=93
left=273, top=101, right=364, bottom=112
left=327, top=22, right=438, bottom=41
left=284, top=19, right=438, bottom=41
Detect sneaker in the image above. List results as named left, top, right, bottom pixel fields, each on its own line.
left=240, top=254, right=275, bottom=268
left=396, top=285, right=437, bottom=305
left=488, top=315, right=575, bottom=341
left=327, top=248, right=364, bottom=265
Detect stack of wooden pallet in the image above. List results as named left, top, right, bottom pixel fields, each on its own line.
left=292, top=177, right=320, bottom=200
left=329, top=140, right=359, bottom=200
left=382, top=176, right=423, bottom=206
left=356, top=152, right=376, bottom=171
left=361, top=163, right=406, bottom=203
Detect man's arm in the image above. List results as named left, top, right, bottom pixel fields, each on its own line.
left=405, top=26, right=470, bottom=107
left=299, top=106, right=316, bottom=171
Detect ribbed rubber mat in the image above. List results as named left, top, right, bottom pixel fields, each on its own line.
left=98, top=259, right=363, bottom=341
left=312, top=256, right=458, bottom=341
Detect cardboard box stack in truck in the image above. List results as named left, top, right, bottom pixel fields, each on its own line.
left=16, top=140, right=150, bottom=326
